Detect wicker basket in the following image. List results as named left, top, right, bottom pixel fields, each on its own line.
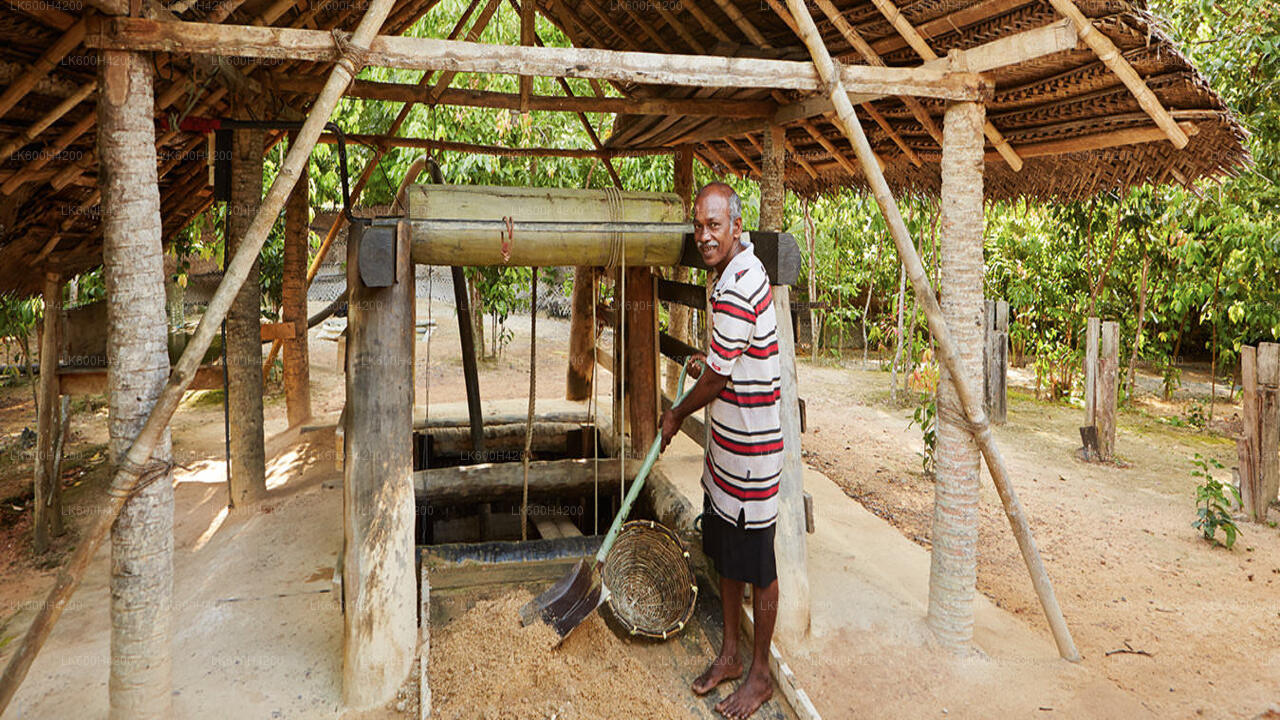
left=602, top=519, right=698, bottom=640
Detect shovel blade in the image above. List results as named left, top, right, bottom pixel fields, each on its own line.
left=519, top=558, right=598, bottom=630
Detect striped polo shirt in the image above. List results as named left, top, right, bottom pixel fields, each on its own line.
left=702, top=237, right=783, bottom=529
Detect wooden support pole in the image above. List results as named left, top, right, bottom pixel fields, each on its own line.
left=1084, top=317, right=1100, bottom=423
left=0, top=0, right=397, bottom=710
left=665, top=146, right=695, bottom=397
left=33, top=272, right=63, bottom=554
left=1046, top=0, right=1189, bottom=148
left=784, top=0, right=1079, bottom=662
left=518, top=0, right=535, bottom=109
left=99, top=48, right=175, bottom=719
left=761, top=122, right=811, bottom=641
left=927, top=99, right=986, bottom=649
left=281, top=135, right=312, bottom=427
left=225, top=121, right=268, bottom=507
left=624, top=267, right=659, bottom=454
left=344, top=221, right=416, bottom=708
left=566, top=267, right=595, bottom=401
left=1097, top=320, right=1119, bottom=462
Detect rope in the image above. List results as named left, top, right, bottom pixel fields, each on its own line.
left=107, top=460, right=173, bottom=505
left=520, top=268, right=538, bottom=541
left=936, top=397, right=992, bottom=442
left=603, top=186, right=623, bottom=270
left=590, top=269, right=599, bottom=535
left=331, top=29, right=372, bottom=76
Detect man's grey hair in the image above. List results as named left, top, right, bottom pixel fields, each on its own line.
left=696, top=182, right=742, bottom=222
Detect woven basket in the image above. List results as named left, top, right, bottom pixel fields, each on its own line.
left=602, top=519, right=698, bottom=640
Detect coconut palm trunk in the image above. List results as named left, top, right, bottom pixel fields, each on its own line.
left=927, top=101, right=986, bottom=649
left=98, top=49, right=174, bottom=719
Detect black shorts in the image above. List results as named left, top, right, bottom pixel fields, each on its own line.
left=701, top=494, right=777, bottom=588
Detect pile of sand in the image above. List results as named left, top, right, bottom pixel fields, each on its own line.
left=429, top=590, right=689, bottom=719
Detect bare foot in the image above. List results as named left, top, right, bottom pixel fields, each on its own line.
left=692, top=654, right=742, bottom=696
left=715, top=670, right=772, bottom=719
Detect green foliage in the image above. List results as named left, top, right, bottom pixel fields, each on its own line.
left=907, top=395, right=937, bottom=477
left=1191, top=453, right=1240, bottom=548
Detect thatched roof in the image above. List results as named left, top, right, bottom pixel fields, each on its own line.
left=0, top=0, right=1250, bottom=295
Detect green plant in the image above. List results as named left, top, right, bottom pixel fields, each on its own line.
left=1184, top=399, right=1207, bottom=429
left=1192, top=453, right=1240, bottom=548
left=907, top=395, right=937, bottom=477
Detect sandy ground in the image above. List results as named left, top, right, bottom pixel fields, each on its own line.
left=0, top=296, right=1276, bottom=719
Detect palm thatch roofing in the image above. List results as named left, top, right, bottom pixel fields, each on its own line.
left=0, top=0, right=1251, bottom=296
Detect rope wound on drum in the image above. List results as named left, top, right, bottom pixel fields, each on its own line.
left=500, top=215, right=515, bottom=263
left=603, top=186, right=623, bottom=270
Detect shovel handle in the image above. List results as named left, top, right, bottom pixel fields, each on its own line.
left=595, top=362, right=698, bottom=564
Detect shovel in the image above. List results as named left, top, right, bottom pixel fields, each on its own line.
left=519, top=363, right=696, bottom=639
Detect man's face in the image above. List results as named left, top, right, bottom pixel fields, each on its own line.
left=693, top=190, right=742, bottom=269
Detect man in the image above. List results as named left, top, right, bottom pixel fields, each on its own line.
left=660, top=182, right=782, bottom=720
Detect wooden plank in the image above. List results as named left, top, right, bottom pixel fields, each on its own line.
left=659, top=332, right=701, bottom=365
left=57, top=364, right=224, bottom=395
left=1241, top=346, right=1262, bottom=521
left=1258, top=343, right=1280, bottom=513
left=423, top=421, right=581, bottom=458
left=87, top=17, right=990, bottom=100
left=413, top=457, right=636, bottom=502
left=625, top=268, right=659, bottom=453
left=595, top=343, right=613, bottom=375
left=1097, top=321, right=1119, bottom=462
left=1083, top=317, right=1099, bottom=425
left=658, top=278, right=708, bottom=310
left=259, top=321, right=296, bottom=341
left=343, top=217, right=417, bottom=707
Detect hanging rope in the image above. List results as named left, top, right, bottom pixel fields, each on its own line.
left=520, top=267, right=538, bottom=541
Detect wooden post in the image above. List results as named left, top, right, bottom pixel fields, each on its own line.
left=98, top=47, right=175, bottom=719
left=1084, top=316, right=1100, bottom=422
left=281, top=137, right=312, bottom=426
left=983, top=299, right=1008, bottom=425
left=33, top=272, right=63, bottom=554
left=1097, top=321, right=1119, bottom=462
left=1239, top=346, right=1262, bottom=521
left=226, top=120, right=267, bottom=506
left=927, top=99, right=986, bottom=649
left=344, top=221, right=416, bottom=708
left=1257, top=342, right=1280, bottom=514
left=760, top=121, right=811, bottom=641
left=624, top=267, right=658, bottom=454
left=566, top=266, right=595, bottom=401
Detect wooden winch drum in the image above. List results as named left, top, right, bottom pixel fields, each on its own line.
left=404, top=184, right=691, bottom=267
left=602, top=519, right=698, bottom=640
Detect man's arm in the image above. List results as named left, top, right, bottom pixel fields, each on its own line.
left=660, top=356, right=729, bottom=451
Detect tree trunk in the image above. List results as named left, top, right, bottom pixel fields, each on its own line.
left=226, top=121, right=267, bottom=506
left=33, top=273, right=62, bottom=554
left=803, top=197, right=818, bottom=361
left=927, top=100, right=985, bottom=650
left=566, top=266, right=595, bottom=400
left=98, top=48, right=174, bottom=719
left=890, top=263, right=905, bottom=404
left=281, top=138, right=312, bottom=427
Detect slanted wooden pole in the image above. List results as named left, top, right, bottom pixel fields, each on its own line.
left=1097, top=321, right=1119, bottom=462
left=281, top=136, right=312, bottom=427
left=99, top=48, right=175, bottom=719
left=0, top=0, right=396, bottom=709
left=927, top=99, right=985, bottom=649
left=566, top=267, right=595, bottom=401
left=760, top=122, right=811, bottom=641
left=343, top=221, right=416, bottom=708
left=784, top=0, right=1079, bottom=661
left=33, top=272, right=63, bottom=554
left=225, top=119, right=268, bottom=506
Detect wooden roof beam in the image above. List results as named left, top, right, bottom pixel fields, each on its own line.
left=723, top=136, right=761, bottom=176
left=0, top=82, right=97, bottom=162
left=276, top=75, right=775, bottom=117
left=681, top=2, right=733, bottom=45
left=86, top=18, right=991, bottom=100
left=867, top=0, right=1025, bottom=171
left=709, top=0, right=772, bottom=48
left=316, top=132, right=669, bottom=158
left=1046, top=0, right=1188, bottom=148
left=423, top=0, right=503, bottom=105
left=914, top=120, right=1199, bottom=162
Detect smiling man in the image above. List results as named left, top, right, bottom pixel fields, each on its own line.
left=660, top=182, right=782, bottom=720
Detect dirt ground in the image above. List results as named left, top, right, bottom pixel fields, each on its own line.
left=799, top=358, right=1280, bottom=719
left=1, top=298, right=1278, bottom=718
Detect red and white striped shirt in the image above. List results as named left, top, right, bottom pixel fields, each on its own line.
left=703, top=238, right=783, bottom=529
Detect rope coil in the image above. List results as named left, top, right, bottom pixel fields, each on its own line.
left=331, top=29, right=372, bottom=76
left=603, top=186, right=623, bottom=270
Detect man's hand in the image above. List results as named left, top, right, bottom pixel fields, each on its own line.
left=660, top=408, right=681, bottom=452
left=685, top=352, right=707, bottom=381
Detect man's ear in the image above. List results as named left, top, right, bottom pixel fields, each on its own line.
left=732, top=216, right=743, bottom=238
